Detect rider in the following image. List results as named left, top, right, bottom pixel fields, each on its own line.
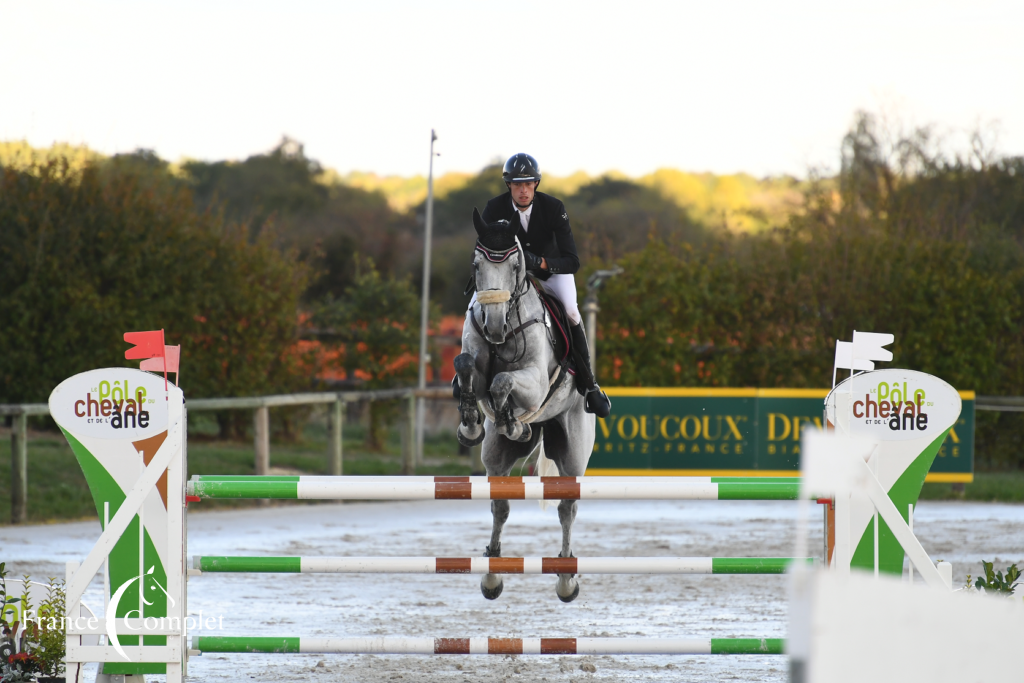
left=473, top=153, right=611, bottom=418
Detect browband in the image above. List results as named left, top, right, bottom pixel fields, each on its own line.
left=475, top=243, right=519, bottom=263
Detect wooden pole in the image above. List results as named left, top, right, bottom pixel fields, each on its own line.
left=11, top=413, right=27, bottom=524
left=329, top=400, right=344, bottom=476
left=254, top=407, right=270, bottom=476
left=403, top=395, right=416, bottom=475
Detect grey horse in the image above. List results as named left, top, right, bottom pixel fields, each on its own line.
left=454, top=208, right=596, bottom=603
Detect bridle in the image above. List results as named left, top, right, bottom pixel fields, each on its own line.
left=471, top=240, right=542, bottom=365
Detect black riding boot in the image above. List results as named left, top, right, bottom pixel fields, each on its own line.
left=569, top=323, right=611, bottom=418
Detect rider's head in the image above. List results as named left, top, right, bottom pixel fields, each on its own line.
left=503, top=153, right=541, bottom=209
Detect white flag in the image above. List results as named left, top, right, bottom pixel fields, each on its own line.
left=834, top=341, right=874, bottom=372
left=852, top=330, right=894, bottom=363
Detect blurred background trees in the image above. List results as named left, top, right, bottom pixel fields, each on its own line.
left=1, top=111, right=1022, bottom=466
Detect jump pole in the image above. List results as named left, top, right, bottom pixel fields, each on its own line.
left=192, top=556, right=811, bottom=574
left=186, top=475, right=803, bottom=501
left=192, top=636, right=785, bottom=656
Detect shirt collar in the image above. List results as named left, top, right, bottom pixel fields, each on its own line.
left=512, top=195, right=534, bottom=228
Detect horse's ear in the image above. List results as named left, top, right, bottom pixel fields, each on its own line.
left=472, top=208, right=486, bottom=236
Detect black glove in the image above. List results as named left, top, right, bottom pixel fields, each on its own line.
left=523, top=250, right=544, bottom=272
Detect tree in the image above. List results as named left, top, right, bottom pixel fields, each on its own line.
left=0, top=159, right=310, bottom=405
left=310, top=258, right=437, bottom=450
left=181, top=138, right=421, bottom=300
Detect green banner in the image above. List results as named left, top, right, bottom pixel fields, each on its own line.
left=587, top=388, right=975, bottom=482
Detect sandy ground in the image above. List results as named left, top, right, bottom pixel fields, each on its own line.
left=2, top=498, right=1023, bottom=682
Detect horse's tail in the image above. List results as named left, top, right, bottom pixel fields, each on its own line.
left=536, top=437, right=559, bottom=511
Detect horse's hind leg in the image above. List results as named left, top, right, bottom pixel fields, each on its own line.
left=545, top=416, right=591, bottom=603
left=556, top=499, right=580, bottom=602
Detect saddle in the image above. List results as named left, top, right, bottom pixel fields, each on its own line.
left=530, top=277, right=576, bottom=375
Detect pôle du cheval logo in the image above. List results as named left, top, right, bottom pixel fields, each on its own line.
left=852, top=379, right=931, bottom=432
left=50, top=368, right=170, bottom=440
left=74, top=378, right=156, bottom=430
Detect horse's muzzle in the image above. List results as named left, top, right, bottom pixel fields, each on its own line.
left=482, top=303, right=509, bottom=344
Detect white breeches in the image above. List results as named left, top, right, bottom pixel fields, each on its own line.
left=468, top=273, right=581, bottom=325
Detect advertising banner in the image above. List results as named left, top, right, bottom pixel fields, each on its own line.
left=587, top=386, right=974, bottom=482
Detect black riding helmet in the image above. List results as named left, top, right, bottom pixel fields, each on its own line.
left=502, top=153, right=541, bottom=184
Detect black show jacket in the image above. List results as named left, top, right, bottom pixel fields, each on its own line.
left=481, top=191, right=580, bottom=281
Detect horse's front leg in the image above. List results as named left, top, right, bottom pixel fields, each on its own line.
left=490, top=367, right=546, bottom=442
left=454, top=352, right=486, bottom=446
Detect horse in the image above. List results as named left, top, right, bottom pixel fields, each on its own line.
left=454, top=208, right=596, bottom=603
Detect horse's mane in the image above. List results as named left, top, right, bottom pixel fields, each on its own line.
left=473, top=207, right=520, bottom=252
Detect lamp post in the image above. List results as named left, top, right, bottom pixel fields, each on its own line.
left=583, top=266, right=623, bottom=380
left=415, top=130, right=438, bottom=469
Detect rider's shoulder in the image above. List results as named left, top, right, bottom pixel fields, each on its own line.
left=534, top=191, right=567, bottom=215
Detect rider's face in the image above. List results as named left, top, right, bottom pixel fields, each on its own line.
left=509, top=181, right=538, bottom=209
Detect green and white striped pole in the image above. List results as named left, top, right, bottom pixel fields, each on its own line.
left=192, top=636, right=785, bottom=656
left=186, top=475, right=803, bottom=501
left=192, top=555, right=811, bottom=575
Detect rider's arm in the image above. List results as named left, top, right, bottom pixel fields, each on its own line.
left=542, top=200, right=581, bottom=275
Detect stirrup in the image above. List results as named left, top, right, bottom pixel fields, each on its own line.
left=584, top=387, right=611, bottom=419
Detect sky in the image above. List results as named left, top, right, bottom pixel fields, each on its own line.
left=2, top=0, right=1022, bottom=179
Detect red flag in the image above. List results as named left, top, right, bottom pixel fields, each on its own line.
left=124, top=330, right=166, bottom=360
left=141, top=345, right=181, bottom=374
left=125, top=330, right=167, bottom=391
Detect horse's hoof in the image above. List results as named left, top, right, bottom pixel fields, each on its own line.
left=457, top=425, right=485, bottom=447
left=481, top=578, right=504, bottom=600
left=516, top=422, right=532, bottom=442
left=556, top=579, right=580, bottom=603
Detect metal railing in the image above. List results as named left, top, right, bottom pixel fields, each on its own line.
left=2, top=387, right=453, bottom=524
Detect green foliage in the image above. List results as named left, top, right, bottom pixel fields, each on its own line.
left=312, top=258, right=425, bottom=388
left=0, top=566, right=64, bottom=679
left=20, top=578, right=64, bottom=678
left=974, top=561, right=1021, bottom=595
left=180, top=138, right=420, bottom=301
left=594, top=112, right=1024, bottom=400
left=311, top=258, right=436, bottom=449
left=0, top=159, right=310, bottom=403
left=182, top=137, right=329, bottom=225
left=0, top=563, right=18, bottom=628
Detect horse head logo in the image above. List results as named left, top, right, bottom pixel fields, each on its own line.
left=106, top=566, right=175, bottom=661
